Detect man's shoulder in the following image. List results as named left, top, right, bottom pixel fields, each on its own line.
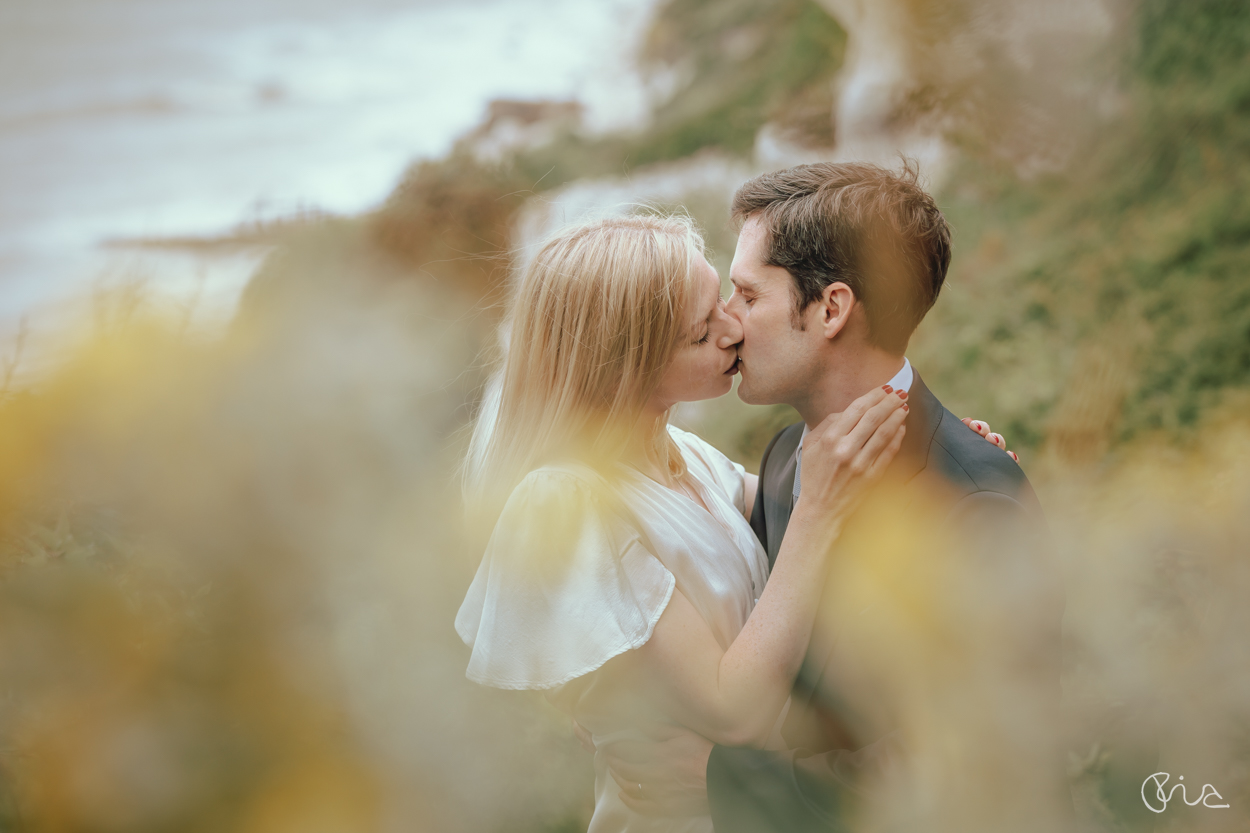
left=923, top=402, right=1033, bottom=504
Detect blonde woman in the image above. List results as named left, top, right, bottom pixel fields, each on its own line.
left=454, top=214, right=916, bottom=833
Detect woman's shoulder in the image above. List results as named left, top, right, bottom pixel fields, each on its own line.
left=666, top=424, right=742, bottom=474
left=493, top=462, right=630, bottom=537
left=667, top=424, right=726, bottom=462
left=506, top=462, right=604, bottom=501
left=457, top=462, right=675, bottom=691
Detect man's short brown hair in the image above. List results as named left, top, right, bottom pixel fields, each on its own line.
left=731, top=160, right=952, bottom=354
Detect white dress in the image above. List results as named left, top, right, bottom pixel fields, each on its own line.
left=455, top=426, right=772, bottom=833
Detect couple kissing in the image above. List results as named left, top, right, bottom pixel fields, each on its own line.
left=456, top=161, right=1066, bottom=833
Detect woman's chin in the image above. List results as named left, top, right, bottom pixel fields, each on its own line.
left=671, top=375, right=736, bottom=407
left=700, top=377, right=735, bottom=401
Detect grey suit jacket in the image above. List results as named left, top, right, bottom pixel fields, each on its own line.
left=706, top=371, right=1065, bottom=833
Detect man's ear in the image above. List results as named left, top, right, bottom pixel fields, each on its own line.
left=818, top=282, right=856, bottom=340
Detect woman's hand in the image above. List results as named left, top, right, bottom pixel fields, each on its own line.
left=605, top=727, right=713, bottom=817
left=961, top=418, right=1019, bottom=462
left=796, top=385, right=909, bottom=525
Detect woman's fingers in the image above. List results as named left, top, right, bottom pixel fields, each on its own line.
left=604, top=751, right=644, bottom=783
left=618, top=791, right=653, bottom=816
left=853, top=402, right=909, bottom=471
left=572, top=719, right=595, bottom=753
left=803, top=388, right=905, bottom=491
left=838, top=388, right=908, bottom=454
left=610, top=767, right=668, bottom=816
left=792, top=388, right=907, bottom=519
left=609, top=766, right=642, bottom=798
left=864, top=423, right=907, bottom=482
left=808, top=387, right=886, bottom=446
left=963, top=417, right=1016, bottom=455
left=964, top=417, right=1012, bottom=453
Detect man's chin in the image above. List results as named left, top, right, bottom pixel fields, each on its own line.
left=736, top=372, right=789, bottom=407
left=735, top=378, right=767, bottom=406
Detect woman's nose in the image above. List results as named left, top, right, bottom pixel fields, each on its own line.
left=715, top=306, right=743, bottom=349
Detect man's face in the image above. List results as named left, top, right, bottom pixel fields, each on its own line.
left=725, top=216, right=825, bottom=406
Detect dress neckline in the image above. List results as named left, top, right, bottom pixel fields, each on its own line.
left=618, top=463, right=734, bottom=536
left=659, top=471, right=711, bottom=514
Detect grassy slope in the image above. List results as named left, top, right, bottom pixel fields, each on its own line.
left=912, top=0, right=1250, bottom=456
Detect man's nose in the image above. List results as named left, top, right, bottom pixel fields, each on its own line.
left=716, top=307, right=743, bottom=349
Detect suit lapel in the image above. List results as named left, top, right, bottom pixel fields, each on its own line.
left=761, top=423, right=804, bottom=571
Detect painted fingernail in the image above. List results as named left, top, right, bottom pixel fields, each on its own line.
left=897, top=390, right=907, bottom=399
left=989, top=433, right=1003, bottom=444
left=902, top=403, right=909, bottom=411
left=972, top=421, right=983, bottom=431
left=883, top=385, right=893, bottom=393
left=1009, top=451, right=1019, bottom=461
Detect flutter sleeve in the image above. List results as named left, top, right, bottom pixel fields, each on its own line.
left=454, top=467, right=676, bottom=690
left=668, top=425, right=748, bottom=515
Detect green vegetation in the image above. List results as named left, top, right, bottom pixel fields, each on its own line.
left=632, top=0, right=845, bottom=160
left=912, top=0, right=1250, bottom=453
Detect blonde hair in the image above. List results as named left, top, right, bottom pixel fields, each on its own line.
left=465, top=214, right=706, bottom=516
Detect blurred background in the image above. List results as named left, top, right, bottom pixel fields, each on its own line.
left=0, top=0, right=1247, bottom=831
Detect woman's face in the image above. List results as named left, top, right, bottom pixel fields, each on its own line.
left=649, top=256, right=743, bottom=412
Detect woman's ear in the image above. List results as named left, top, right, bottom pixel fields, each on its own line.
left=819, top=282, right=856, bottom=340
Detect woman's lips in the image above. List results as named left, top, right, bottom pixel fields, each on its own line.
left=724, top=356, right=740, bottom=375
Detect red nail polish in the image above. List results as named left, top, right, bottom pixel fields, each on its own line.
left=897, top=390, right=907, bottom=399
left=883, top=385, right=893, bottom=393
left=902, top=403, right=909, bottom=411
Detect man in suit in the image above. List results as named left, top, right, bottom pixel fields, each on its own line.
left=605, top=162, right=1066, bottom=832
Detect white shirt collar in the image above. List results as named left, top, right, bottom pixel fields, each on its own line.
left=888, top=356, right=913, bottom=397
